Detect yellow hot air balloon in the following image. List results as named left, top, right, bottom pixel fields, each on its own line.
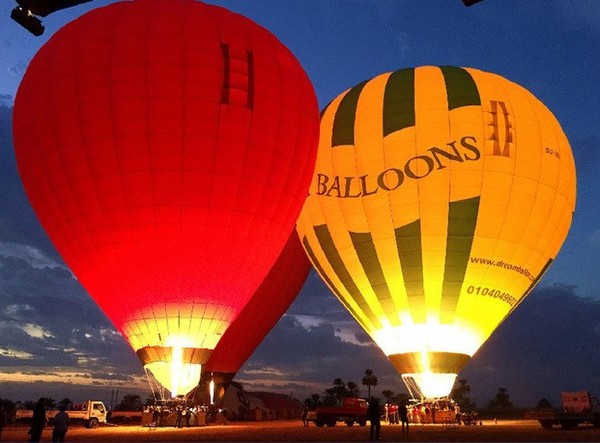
left=297, top=66, right=576, bottom=399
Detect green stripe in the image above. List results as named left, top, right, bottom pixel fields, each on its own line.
left=440, top=196, right=480, bottom=323
left=440, top=66, right=481, bottom=110
left=313, top=226, right=381, bottom=329
left=301, top=236, right=368, bottom=330
left=331, top=80, right=368, bottom=147
left=383, top=68, right=415, bottom=137
left=395, top=220, right=425, bottom=323
left=350, top=232, right=400, bottom=327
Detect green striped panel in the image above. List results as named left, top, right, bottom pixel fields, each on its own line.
left=440, top=196, right=481, bottom=323
left=331, top=80, right=368, bottom=147
left=440, top=66, right=481, bottom=110
left=383, top=68, right=415, bottom=137
left=301, top=235, right=370, bottom=331
left=395, top=220, right=425, bottom=323
left=313, top=225, right=381, bottom=330
left=350, top=232, right=400, bottom=327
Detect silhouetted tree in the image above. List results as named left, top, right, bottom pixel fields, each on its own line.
left=43, top=398, right=56, bottom=409
left=22, top=401, right=36, bottom=410
left=58, top=398, right=72, bottom=410
left=487, top=387, right=514, bottom=410
left=304, top=394, right=321, bottom=408
left=536, top=398, right=553, bottom=409
left=450, top=379, right=476, bottom=410
left=362, top=369, right=378, bottom=398
left=0, top=398, right=16, bottom=422
left=347, top=381, right=360, bottom=398
left=116, top=394, right=142, bottom=411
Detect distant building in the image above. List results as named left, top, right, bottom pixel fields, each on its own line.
left=222, top=384, right=303, bottom=421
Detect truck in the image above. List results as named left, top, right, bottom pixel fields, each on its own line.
left=307, top=397, right=369, bottom=427
left=525, top=391, right=600, bottom=430
left=15, top=400, right=108, bottom=428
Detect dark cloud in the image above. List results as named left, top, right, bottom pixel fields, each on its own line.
left=0, top=95, right=12, bottom=107
left=286, top=271, right=351, bottom=322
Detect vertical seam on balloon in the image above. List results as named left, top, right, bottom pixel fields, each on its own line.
left=179, top=7, right=187, bottom=242
left=520, top=88, right=556, bottom=303
left=488, top=73, right=525, bottom=301
left=142, top=13, right=157, bottom=244
left=73, top=24, right=98, bottom=268
left=326, top=88, right=378, bottom=329
left=383, top=68, right=418, bottom=325
left=413, top=67, right=424, bottom=325
left=439, top=66, right=481, bottom=324
left=221, top=44, right=230, bottom=104
left=246, top=50, right=254, bottom=109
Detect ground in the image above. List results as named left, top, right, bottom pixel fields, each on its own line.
left=4, top=419, right=600, bottom=442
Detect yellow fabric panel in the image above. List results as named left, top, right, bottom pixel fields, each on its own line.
left=413, top=67, right=450, bottom=321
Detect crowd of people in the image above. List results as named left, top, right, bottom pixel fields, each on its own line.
left=142, top=403, right=227, bottom=427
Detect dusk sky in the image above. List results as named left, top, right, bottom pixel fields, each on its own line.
left=1, top=0, right=600, bottom=409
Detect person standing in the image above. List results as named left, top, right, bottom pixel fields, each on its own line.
left=399, top=402, right=409, bottom=434
left=0, top=403, right=7, bottom=441
left=367, top=397, right=381, bottom=441
left=175, top=406, right=183, bottom=428
left=28, top=398, right=46, bottom=442
left=301, top=404, right=309, bottom=427
left=52, top=406, right=69, bottom=442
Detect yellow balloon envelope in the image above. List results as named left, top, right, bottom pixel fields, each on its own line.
left=296, top=66, right=576, bottom=398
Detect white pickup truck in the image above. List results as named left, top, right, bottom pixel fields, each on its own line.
left=16, top=400, right=108, bottom=428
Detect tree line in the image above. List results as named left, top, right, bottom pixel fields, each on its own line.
left=303, top=371, right=545, bottom=419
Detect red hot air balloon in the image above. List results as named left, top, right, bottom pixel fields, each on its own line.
left=201, top=231, right=311, bottom=402
left=13, top=0, right=319, bottom=397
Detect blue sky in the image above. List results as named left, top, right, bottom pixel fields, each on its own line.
left=1, top=0, right=599, bottom=408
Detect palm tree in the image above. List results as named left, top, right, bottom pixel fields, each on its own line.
left=332, top=378, right=347, bottom=402
left=362, top=369, right=378, bottom=398
left=310, top=394, right=321, bottom=407
left=347, top=381, right=360, bottom=398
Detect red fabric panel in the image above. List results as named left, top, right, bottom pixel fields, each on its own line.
left=205, top=232, right=311, bottom=374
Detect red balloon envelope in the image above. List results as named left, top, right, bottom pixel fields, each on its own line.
left=203, top=231, right=311, bottom=390
left=13, top=0, right=319, bottom=396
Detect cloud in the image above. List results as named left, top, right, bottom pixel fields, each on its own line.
left=0, top=242, right=68, bottom=271
left=0, top=94, right=12, bottom=107
left=6, top=62, right=27, bottom=78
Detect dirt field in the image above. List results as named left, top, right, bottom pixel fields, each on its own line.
left=4, top=419, right=600, bottom=442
